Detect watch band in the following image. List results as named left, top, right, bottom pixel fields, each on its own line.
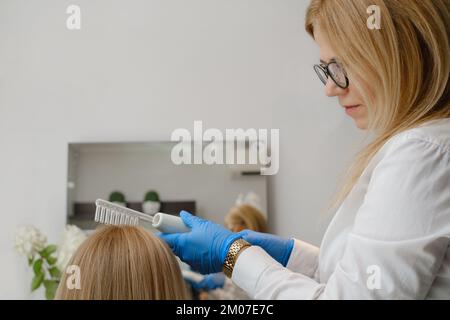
left=222, top=239, right=251, bottom=278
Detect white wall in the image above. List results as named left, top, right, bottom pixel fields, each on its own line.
left=0, top=0, right=363, bottom=299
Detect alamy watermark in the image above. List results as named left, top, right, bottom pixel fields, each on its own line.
left=366, top=265, right=381, bottom=290
left=170, top=121, right=279, bottom=175
left=65, top=264, right=81, bottom=290
left=64, top=4, right=380, bottom=31
left=367, top=5, right=381, bottom=30
left=66, top=5, right=81, bottom=30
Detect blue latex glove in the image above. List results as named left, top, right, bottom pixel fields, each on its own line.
left=238, top=230, right=294, bottom=267
left=187, top=273, right=226, bottom=291
left=159, top=211, right=243, bottom=274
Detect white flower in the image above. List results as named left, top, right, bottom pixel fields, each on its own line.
left=56, top=225, right=87, bottom=271
left=14, top=225, right=47, bottom=260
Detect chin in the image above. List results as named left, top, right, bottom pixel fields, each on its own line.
left=354, top=119, right=368, bottom=130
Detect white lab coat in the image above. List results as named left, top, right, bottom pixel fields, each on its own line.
left=232, top=118, right=450, bottom=299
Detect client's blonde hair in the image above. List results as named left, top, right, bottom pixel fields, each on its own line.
left=55, top=225, right=189, bottom=300
left=225, top=204, right=268, bottom=233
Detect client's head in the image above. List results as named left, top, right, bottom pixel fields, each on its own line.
left=56, top=225, right=189, bottom=300
left=225, top=204, right=268, bottom=233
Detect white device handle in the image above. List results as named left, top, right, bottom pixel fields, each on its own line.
left=152, top=213, right=191, bottom=233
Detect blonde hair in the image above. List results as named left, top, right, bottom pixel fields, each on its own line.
left=306, top=0, right=450, bottom=205
left=55, top=226, right=189, bottom=300
left=225, top=204, right=268, bottom=233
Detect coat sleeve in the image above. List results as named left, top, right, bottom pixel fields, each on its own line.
left=285, top=239, right=320, bottom=280
left=231, top=136, right=450, bottom=299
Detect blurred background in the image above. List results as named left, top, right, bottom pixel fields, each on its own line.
left=0, top=0, right=363, bottom=299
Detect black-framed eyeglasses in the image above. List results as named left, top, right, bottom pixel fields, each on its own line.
left=313, top=60, right=349, bottom=89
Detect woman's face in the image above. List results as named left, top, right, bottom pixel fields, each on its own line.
left=314, top=26, right=369, bottom=130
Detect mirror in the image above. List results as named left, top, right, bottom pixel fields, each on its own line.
left=67, top=142, right=268, bottom=230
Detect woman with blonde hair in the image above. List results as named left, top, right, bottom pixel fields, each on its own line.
left=161, top=0, right=450, bottom=299
left=225, top=204, right=268, bottom=233
left=56, top=225, right=189, bottom=299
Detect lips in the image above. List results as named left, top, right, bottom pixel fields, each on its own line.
left=343, top=104, right=361, bottom=115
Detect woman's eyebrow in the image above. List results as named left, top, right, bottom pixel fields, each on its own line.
left=320, top=58, right=337, bottom=64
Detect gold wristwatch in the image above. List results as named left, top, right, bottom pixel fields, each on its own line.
left=222, top=239, right=251, bottom=278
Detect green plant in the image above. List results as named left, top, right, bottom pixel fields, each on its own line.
left=109, top=191, right=126, bottom=203
left=144, top=190, right=160, bottom=202
left=15, top=224, right=86, bottom=300
left=29, top=244, right=61, bottom=300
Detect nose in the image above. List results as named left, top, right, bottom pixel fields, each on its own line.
left=324, top=78, right=345, bottom=97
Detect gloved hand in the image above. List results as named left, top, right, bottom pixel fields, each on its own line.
left=237, top=230, right=294, bottom=267
left=159, top=211, right=243, bottom=274
left=187, top=273, right=226, bottom=291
